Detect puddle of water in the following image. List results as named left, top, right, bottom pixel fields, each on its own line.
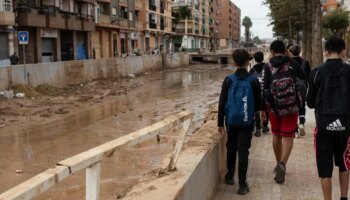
left=0, top=64, right=232, bottom=199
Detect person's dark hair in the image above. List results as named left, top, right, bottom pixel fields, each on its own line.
left=288, top=45, right=301, bottom=56
left=325, top=36, right=345, bottom=54
left=270, top=40, right=286, bottom=54
left=232, top=49, right=251, bottom=67
left=253, top=51, right=264, bottom=63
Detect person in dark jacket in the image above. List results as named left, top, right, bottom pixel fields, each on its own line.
left=287, top=44, right=311, bottom=137
left=10, top=53, right=18, bottom=65
left=218, top=49, right=263, bottom=195
left=263, top=40, right=306, bottom=184
left=307, top=36, right=350, bottom=200
left=249, top=51, right=270, bottom=137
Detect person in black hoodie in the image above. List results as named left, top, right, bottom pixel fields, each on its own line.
left=218, top=49, right=263, bottom=195
left=307, top=36, right=350, bottom=200
left=287, top=44, right=311, bottom=137
left=249, top=51, right=270, bottom=137
left=263, top=40, right=306, bottom=184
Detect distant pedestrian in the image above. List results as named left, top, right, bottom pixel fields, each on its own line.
left=218, top=49, right=263, bottom=195
left=262, top=40, right=305, bottom=184
left=10, top=52, right=18, bottom=65
left=287, top=44, right=311, bottom=137
left=249, top=51, right=270, bottom=137
left=307, top=36, right=350, bottom=200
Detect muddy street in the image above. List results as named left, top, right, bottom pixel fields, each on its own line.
left=0, top=64, right=232, bottom=199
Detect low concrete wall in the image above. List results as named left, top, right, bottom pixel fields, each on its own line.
left=0, top=53, right=189, bottom=90
left=124, top=120, right=226, bottom=200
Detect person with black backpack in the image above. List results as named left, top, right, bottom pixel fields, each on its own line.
left=307, top=36, right=350, bottom=200
left=263, top=40, right=306, bottom=184
left=249, top=51, right=270, bottom=137
left=287, top=44, right=311, bottom=137
left=218, top=49, right=263, bottom=195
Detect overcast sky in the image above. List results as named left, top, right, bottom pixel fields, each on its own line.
left=233, top=0, right=273, bottom=39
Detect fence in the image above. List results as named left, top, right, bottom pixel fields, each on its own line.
left=0, top=111, right=193, bottom=200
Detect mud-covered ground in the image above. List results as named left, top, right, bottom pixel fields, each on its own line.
left=0, top=64, right=232, bottom=199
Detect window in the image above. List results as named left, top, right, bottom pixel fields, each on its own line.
left=112, top=7, right=117, bottom=16
left=129, top=12, right=133, bottom=21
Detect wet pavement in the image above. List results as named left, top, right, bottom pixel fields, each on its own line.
left=213, top=109, right=344, bottom=200
left=0, top=64, right=232, bottom=199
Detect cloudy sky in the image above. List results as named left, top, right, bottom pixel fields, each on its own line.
left=233, top=0, right=273, bottom=39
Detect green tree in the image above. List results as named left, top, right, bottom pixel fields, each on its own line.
left=323, top=9, right=350, bottom=38
left=242, top=16, right=253, bottom=43
left=172, top=6, right=192, bottom=29
left=253, top=36, right=262, bottom=44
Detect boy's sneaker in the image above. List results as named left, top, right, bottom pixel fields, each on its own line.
left=224, top=172, right=234, bottom=185
left=262, top=126, right=270, bottom=134
left=237, top=183, right=250, bottom=195
left=274, top=162, right=286, bottom=184
left=254, top=129, right=261, bottom=137
left=299, top=124, right=306, bottom=136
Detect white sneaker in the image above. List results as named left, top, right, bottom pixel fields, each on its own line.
left=295, top=132, right=300, bottom=138
left=299, top=124, right=306, bottom=136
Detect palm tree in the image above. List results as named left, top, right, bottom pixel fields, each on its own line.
left=242, top=16, right=253, bottom=43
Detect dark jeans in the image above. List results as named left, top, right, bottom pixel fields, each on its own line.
left=299, top=101, right=306, bottom=124
left=226, top=125, right=253, bottom=186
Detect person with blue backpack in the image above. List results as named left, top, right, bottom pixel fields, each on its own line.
left=249, top=51, right=270, bottom=137
left=218, top=49, right=264, bottom=195
left=263, top=40, right=306, bottom=184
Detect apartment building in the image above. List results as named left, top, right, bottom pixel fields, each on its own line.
left=93, top=0, right=145, bottom=58
left=173, top=0, right=211, bottom=51
left=141, top=0, right=173, bottom=53
left=209, top=0, right=240, bottom=50
left=15, top=0, right=95, bottom=64
left=0, top=0, right=15, bottom=66
left=321, top=0, right=344, bottom=13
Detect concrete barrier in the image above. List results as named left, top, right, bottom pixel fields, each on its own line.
left=0, top=53, right=189, bottom=90
left=124, top=119, right=226, bottom=200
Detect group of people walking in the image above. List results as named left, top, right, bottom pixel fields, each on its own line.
left=218, top=36, right=350, bottom=200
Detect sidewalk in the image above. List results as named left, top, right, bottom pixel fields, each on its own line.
left=213, top=110, right=343, bottom=200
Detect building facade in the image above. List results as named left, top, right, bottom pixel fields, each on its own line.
left=15, top=0, right=95, bottom=64
left=0, top=0, right=15, bottom=66
left=321, top=0, right=344, bottom=14
left=209, top=0, right=240, bottom=50
left=173, top=0, right=211, bottom=51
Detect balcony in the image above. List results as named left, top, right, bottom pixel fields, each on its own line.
left=82, top=15, right=95, bottom=31
left=149, top=22, right=157, bottom=29
left=119, top=0, right=127, bottom=5
left=187, top=28, right=193, bottom=34
left=175, top=28, right=185, bottom=33
left=135, top=20, right=143, bottom=29
left=195, top=29, right=199, bottom=34
left=17, top=8, right=46, bottom=27
left=97, top=14, right=111, bottom=24
left=118, top=18, right=128, bottom=27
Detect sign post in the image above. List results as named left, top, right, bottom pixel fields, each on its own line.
left=18, top=31, right=29, bottom=64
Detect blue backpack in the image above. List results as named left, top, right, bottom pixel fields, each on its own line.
left=225, top=74, right=256, bottom=128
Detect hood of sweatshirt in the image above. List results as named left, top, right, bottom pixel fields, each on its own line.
left=269, top=55, right=290, bottom=68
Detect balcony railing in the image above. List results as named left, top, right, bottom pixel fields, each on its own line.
left=149, top=22, right=157, bottom=29
left=97, top=14, right=110, bottom=24
left=135, top=20, right=143, bottom=29
left=119, top=18, right=128, bottom=26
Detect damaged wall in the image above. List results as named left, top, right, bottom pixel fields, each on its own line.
left=0, top=53, right=189, bottom=90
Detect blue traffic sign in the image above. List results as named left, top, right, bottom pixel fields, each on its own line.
left=18, top=31, right=29, bottom=45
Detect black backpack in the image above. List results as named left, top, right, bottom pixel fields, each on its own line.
left=316, top=63, right=350, bottom=135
